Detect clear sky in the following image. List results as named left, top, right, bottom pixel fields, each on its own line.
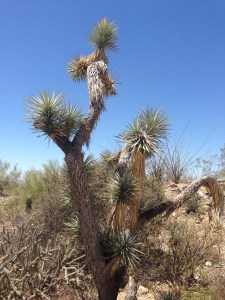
left=0, top=0, right=224, bottom=172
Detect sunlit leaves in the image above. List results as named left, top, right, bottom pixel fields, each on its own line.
left=67, top=56, right=87, bottom=82
left=89, top=18, right=118, bottom=51
left=26, top=92, right=83, bottom=140
left=118, top=108, right=170, bottom=156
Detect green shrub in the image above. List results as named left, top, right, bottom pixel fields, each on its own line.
left=141, top=176, right=166, bottom=212
left=186, top=193, right=202, bottom=213
left=142, top=220, right=218, bottom=295
left=0, top=160, right=21, bottom=196
left=157, top=290, right=181, bottom=300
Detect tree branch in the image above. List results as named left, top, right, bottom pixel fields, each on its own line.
left=72, top=61, right=108, bottom=150
left=53, top=135, right=72, bottom=154
left=139, top=176, right=224, bottom=225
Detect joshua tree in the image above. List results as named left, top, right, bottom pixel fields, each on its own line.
left=26, top=19, right=224, bottom=300
left=26, top=19, right=122, bottom=300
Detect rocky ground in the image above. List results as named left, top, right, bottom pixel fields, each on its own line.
left=117, top=182, right=225, bottom=299
left=1, top=182, right=225, bottom=299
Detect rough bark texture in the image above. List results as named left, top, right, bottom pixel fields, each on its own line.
left=65, top=154, right=123, bottom=299
left=62, top=61, right=123, bottom=299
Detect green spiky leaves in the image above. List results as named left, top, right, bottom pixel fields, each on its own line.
left=89, top=18, right=118, bottom=51
left=26, top=92, right=83, bottom=140
left=68, top=56, right=88, bottom=82
left=105, top=230, right=143, bottom=275
left=111, top=172, right=138, bottom=204
left=118, top=108, right=170, bottom=156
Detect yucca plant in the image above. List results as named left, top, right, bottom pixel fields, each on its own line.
left=26, top=92, right=83, bottom=140
left=104, top=230, right=143, bottom=276
left=84, top=154, right=96, bottom=177
left=111, top=172, right=138, bottom=204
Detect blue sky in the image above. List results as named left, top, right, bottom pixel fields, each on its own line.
left=0, top=0, right=224, bottom=172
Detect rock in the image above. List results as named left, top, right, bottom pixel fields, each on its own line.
left=205, top=261, right=212, bottom=267
left=171, top=188, right=182, bottom=193
left=138, top=285, right=148, bottom=294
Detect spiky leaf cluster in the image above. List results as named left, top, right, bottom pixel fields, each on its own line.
left=118, top=108, right=170, bottom=156
left=106, top=230, right=143, bottom=269
left=68, top=56, right=87, bottom=82
left=26, top=92, right=83, bottom=140
left=111, top=172, right=138, bottom=204
left=89, top=18, right=118, bottom=51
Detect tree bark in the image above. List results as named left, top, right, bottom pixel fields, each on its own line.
left=62, top=60, right=123, bottom=299
left=66, top=153, right=124, bottom=300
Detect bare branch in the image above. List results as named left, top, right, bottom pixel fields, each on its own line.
left=139, top=176, right=224, bottom=225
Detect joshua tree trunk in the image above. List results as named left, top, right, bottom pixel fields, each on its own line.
left=66, top=152, right=124, bottom=300
left=62, top=61, right=124, bottom=300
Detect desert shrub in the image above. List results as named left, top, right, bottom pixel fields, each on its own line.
left=0, top=218, right=94, bottom=300
left=156, top=289, right=181, bottom=300
left=0, top=160, right=21, bottom=196
left=140, top=176, right=166, bottom=212
left=182, top=289, right=215, bottom=300
left=163, top=140, right=195, bottom=184
left=19, top=168, right=44, bottom=202
left=194, top=155, right=220, bottom=179
left=2, top=196, right=21, bottom=217
left=147, top=152, right=166, bottom=183
left=186, top=193, right=202, bottom=213
left=19, top=160, right=62, bottom=202
left=34, top=164, right=73, bottom=238
left=36, top=184, right=73, bottom=238
left=140, top=220, right=219, bottom=295
left=210, top=272, right=225, bottom=300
